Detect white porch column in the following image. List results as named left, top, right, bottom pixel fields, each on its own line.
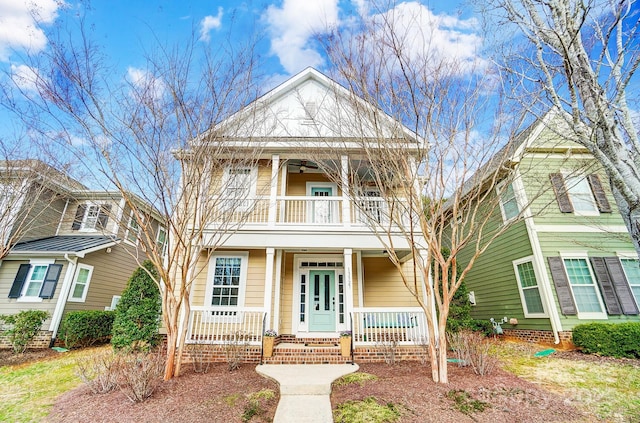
left=273, top=249, right=283, bottom=333
left=268, top=155, right=280, bottom=226
left=343, top=248, right=354, bottom=329
left=341, top=155, right=351, bottom=227
left=263, top=248, right=275, bottom=329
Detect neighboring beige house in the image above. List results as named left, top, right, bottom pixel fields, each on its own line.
left=179, top=68, right=431, bottom=363
left=0, top=161, right=165, bottom=347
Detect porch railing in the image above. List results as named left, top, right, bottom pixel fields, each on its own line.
left=186, top=307, right=266, bottom=345
left=351, top=307, right=429, bottom=345
left=277, top=196, right=344, bottom=224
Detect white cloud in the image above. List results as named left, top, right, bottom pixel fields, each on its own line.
left=10, top=64, right=42, bottom=92
left=199, top=7, right=224, bottom=42
left=0, top=0, right=61, bottom=61
left=264, top=0, right=340, bottom=74
left=367, top=2, right=487, bottom=76
left=127, top=67, right=166, bottom=104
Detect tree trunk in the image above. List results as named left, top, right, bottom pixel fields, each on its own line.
left=437, top=318, right=449, bottom=384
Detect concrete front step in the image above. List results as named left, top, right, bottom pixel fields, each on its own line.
left=263, top=342, right=352, bottom=364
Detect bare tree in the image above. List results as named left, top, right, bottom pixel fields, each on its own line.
left=2, top=17, right=267, bottom=379
left=482, top=0, right=640, bottom=257
left=310, top=1, right=523, bottom=383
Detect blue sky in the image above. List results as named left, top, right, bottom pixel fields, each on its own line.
left=0, top=0, right=480, bottom=92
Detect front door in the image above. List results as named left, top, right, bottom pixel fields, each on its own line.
left=310, top=187, right=333, bottom=223
left=308, top=270, right=336, bottom=331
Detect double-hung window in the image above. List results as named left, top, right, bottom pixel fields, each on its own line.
left=564, top=175, right=598, bottom=215
left=562, top=257, right=606, bottom=318
left=68, top=264, right=94, bottom=302
left=513, top=257, right=546, bottom=317
left=550, top=173, right=611, bottom=215
left=156, top=226, right=167, bottom=255
left=497, top=181, right=520, bottom=223
left=9, top=259, right=63, bottom=302
left=223, top=167, right=256, bottom=211
left=72, top=203, right=112, bottom=231
left=125, top=212, right=141, bottom=244
left=205, top=252, right=248, bottom=317
left=620, top=258, right=640, bottom=308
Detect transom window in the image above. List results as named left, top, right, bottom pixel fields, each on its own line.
left=563, top=258, right=605, bottom=315
left=514, top=259, right=546, bottom=316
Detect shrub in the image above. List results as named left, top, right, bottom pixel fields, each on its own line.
left=111, top=261, right=161, bottom=351
left=572, top=322, right=640, bottom=358
left=448, top=330, right=497, bottom=376
left=0, top=310, right=49, bottom=353
left=59, top=310, right=115, bottom=348
left=75, top=350, right=121, bottom=394
left=117, top=349, right=165, bottom=402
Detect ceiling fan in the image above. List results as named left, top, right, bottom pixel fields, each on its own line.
left=289, top=160, right=319, bottom=173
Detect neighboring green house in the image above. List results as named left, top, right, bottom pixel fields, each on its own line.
left=457, top=112, right=640, bottom=345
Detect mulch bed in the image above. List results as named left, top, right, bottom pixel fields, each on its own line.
left=331, top=362, right=587, bottom=422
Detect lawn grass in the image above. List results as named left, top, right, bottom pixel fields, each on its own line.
left=0, top=345, right=109, bottom=422
left=495, top=341, right=640, bottom=422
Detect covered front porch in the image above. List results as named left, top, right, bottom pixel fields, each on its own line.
left=182, top=247, right=432, bottom=363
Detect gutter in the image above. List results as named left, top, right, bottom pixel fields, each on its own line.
left=48, top=253, right=78, bottom=346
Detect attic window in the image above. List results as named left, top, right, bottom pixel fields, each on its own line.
left=302, top=102, right=317, bottom=124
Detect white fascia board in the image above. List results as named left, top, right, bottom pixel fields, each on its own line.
left=534, top=225, right=629, bottom=233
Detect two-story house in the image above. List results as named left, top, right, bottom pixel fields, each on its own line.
left=0, top=161, right=165, bottom=348
left=180, top=68, right=431, bottom=363
left=456, top=111, right=640, bottom=346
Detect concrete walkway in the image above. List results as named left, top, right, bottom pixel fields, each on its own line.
left=256, top=364, right=359, bottom=423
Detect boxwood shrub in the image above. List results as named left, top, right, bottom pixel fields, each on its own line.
left=59, top=310, right=115, bottom=348
left=572, top=322, right=640, bottom=358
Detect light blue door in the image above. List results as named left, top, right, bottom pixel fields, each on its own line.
left=310, top=187, right=333, bottom=223
left=309, top=270, right=336, bottom=331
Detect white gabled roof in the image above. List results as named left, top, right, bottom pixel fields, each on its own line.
left=200, top=67, right=420, bottom=151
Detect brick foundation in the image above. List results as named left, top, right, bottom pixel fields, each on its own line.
left=502, top=329, right=574, bottom=348
left=0, top=330, right=53, bottom=350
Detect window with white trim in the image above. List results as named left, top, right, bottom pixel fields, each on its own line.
left=125, top=212, right=141, bottom=244
left=497, top=181, right=520, bottom=222
left=205, top=252, right=248, bottom=314
left=222, top=167, right=257, bottom=211
left=24, top=265, right=48, bottom=298
left=564, top=175, right=598, bottom=215
left=563, top=257, right=606, bottom=317
left=513, top=257, right=546, bottom=317
left=156, top=226, right=167, bottom=255
left=72, top=203, right=111, bottom=231
left=68, top=264, right=94, bottom=302
left=620, top=258, right=640, bottom=307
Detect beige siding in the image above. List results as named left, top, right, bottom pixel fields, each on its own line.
left=279, top=253, right=295, bottom=333
left=0, top=259, right=70, bottom=327
left=14, top=186, right=67, bottom=242
left=362, top=257, right=420, bottom=307
left=286, top=173, right=342, bottom=196
left=57, top=199, right=123, bottom=236
left=63, top=245, right=141, bottom=313
left=191, top=249, right=266, bottom=308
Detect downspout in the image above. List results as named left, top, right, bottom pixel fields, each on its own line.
left=48, top=253, right=78, bottom=346
left=513, top=171, right=562, bottom=344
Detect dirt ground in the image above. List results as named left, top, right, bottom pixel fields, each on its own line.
left=10, top=346, right=638, bottom=422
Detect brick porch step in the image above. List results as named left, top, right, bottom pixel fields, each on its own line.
left=263, top=342, right=352, bottom=364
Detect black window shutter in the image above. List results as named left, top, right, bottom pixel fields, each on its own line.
left=549, top=174, right=573, bottom=213
left=96, top=204, right=111, bottom=230
left=72, top=205, right=86, bottom=230
left=587, top=174, right=612, bottom=213
left=8, top=264, right=31, bottom=299
left=548, top=257, right=577, bottom=315
left=604, top=257, right=640, bottom=315
left=589, top=257, right=622, bottom=314
left=39, top=264, right=63, bottom=299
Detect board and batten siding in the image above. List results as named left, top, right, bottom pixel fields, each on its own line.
left=0, top=259, right=70, bottom=327
left=361, top=257, right=421, bottom=307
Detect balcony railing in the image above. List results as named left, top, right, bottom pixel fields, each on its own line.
left=210, top=196, right=408, bottom=227
left=351, top=307, right=429, bottom=345
left=185, top=307, right=266, bottom=345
